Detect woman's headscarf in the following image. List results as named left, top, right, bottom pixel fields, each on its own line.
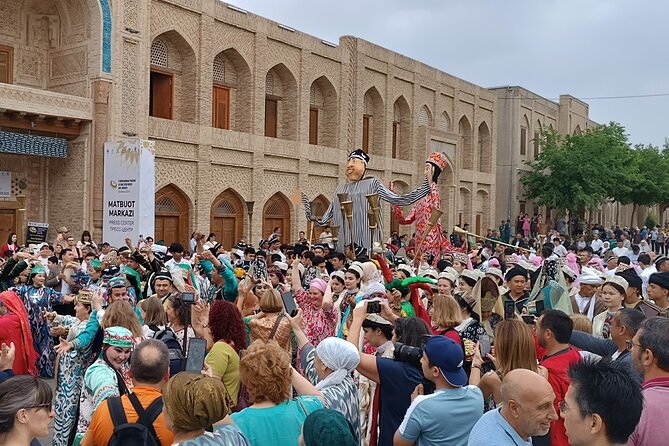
left=163, top=372, right=231, bottom=432
left=314, top=337, right=359, bottom=390
left=302, top=409, right=357, bottom=446
left=0, top=291, right=38, bottom=374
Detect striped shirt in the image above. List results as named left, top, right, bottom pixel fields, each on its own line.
left=302, top=343, right=361, bottom=443
left=303, top=177, right=430, bottom=253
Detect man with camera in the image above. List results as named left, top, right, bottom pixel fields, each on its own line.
left=394, top=335, right=483, bottom=446
left=348, top=300, right=431, bottom=446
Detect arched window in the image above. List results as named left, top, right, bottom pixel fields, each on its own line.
left=363, top=87, right=385, bottom=155
left=437, top=111, right=450, bottom=132
left=212, top=48, right=252, bottom=132
left=265, top=64, right=298, bottom=140
left=459, top=116, right=473, bottom=169
left=418, top=105, right=432, bottom=127
left=308, top=76, right=338, bottom=147
left=393, top=96, right=411, bottom=160
left=478, top=122, right=491, bottom=173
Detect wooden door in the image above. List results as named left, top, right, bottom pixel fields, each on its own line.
left=211, top=217, right=236, bottom=250
left=0, top=210, right=16, bottom=247
left=476, top=214, right=482, bottom=236
left=210, top=189, right=244, bottom=249
left=150, top=70, right=173, bottom=119
left=265, top=98, right=277, bottom=137
left=155, top=185, right=189, bottom=247
left=309, top=108, right=318, bottom=145
left=263, top=194, right=291, bottom=242
left=155, top=215, right=179, bottom=246
left=362, top=116, right=370, bottom=152
left=212, top=85, right=230, bottom=129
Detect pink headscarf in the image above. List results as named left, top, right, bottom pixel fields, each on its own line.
left=565, top=253, right=581, bottom=278
left=309, top=278, right=328, bottom=295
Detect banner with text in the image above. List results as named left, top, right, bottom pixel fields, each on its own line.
left=103, top=139, right=155, bottom=247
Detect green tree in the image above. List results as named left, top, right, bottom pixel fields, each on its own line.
left=614, top=144, right=669, bottom=226
left=521, top=123, right=634, bottom=221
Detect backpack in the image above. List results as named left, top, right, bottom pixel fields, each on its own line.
left=153, top=327, right=184, bottom=376
left=107, top=393, right=162, bottom=446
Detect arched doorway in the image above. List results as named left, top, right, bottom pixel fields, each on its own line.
left=155, top=185, right=189, bottom=248
left=263, top=193, right=291, bottom=242
left=309, top=195, right=330, bottom=242
left=210, top=189, right=244, bottom=249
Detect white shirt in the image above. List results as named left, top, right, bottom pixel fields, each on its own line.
left=574, top=293, right=597, bottom=320
left=612, top=247, right=629, bottom=258
left=640, top=265, right=656, bottom=298
left=165, top=257, right=191, bottom=270
left=554, top=244, right=568, bottom=257
left=591, top=239, right=603, bottom=252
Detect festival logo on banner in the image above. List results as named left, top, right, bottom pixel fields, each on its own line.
left=103, top=139, right=155, bottom=247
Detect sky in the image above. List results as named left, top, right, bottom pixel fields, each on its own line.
left=232, top=0, right=668, bottom=147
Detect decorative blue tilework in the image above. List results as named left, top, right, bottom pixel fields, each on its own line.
left=100, top=0, right=112, bottom=73
left=0, top=130, right=68, bottom=158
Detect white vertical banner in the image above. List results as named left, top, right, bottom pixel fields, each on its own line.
left=103, top=139, right=155, bottom=247
left=0, top=171, right=11, bottom=198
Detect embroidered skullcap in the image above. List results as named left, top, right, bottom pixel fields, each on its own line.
left=421, top=269, right=439, bottom=280
left=579, top=267, right=604, bottom=285
left=486, top=267, right=504, bottom=282
left=274, top=261, right=288, bottom=273
left=397, top=264, right=414, bottom=277
left=103, top=326, right=134, bottom=348
left=603, top=275, right=628, bottom=293
left=427, top=152, right=447, bottom=171
left=330, top=270, right=345, bottom=282
left=438, top=270, right=458, bottom=285
left=108, top=276, right=127, bottom=289
left=365, top=282, right=387, bottom=297
left=348, top=149, right=370, bottom=164
left=347, top=262, right=364, bottom=278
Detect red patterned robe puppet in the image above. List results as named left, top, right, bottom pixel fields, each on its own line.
left=391, top=152, right=455, bottom=264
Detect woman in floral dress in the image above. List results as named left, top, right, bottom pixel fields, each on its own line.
left=14, top=264, right=73, bottom=377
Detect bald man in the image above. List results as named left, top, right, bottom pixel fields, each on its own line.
left=468, top=369, right=558, bottom=446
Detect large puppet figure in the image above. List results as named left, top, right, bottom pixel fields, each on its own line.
left=391, top=152, right=456, bottom=263
left=302, top=149, right=432, bottom=254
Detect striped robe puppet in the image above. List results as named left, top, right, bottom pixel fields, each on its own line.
left=302, top=149, right=432, bottom=255
left=391, top=152, right=456, bottom=263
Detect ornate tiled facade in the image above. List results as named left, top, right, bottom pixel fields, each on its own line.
left=1, top=0, right=503, bottom=248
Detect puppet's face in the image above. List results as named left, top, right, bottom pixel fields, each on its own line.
left=346, top=158, right=365, bottom=182
left=424, top=162, right=435, bottom=180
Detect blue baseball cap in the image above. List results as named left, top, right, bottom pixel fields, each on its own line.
left=423, top=335, right=467, bottom=387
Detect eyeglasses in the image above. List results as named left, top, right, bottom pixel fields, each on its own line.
left=558, top=399, right=568, bottom=415
left=626, top=339, right=642, bottom=351
left=25, top=403, right=53, bottom=411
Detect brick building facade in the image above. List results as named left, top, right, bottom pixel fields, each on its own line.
left=0, top=0, right=501, bottom=248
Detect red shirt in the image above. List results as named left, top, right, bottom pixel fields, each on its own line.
left=432, top=326, right=463, bottom=346
left=540, top=347, right=583, bottom=446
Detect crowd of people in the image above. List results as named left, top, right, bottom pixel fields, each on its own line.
left=0, top=223, right=668, bottom=446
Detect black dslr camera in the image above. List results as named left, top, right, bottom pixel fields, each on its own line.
left=393, top=334, right=436, bottom=394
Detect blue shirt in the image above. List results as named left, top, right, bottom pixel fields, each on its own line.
left=230, top=396, right=322, bottom=446
left=398, top=386, right=484, bottom=446
left=377, top=357, right=424, bottom=446
left=468, top=408, right=532, bottom=446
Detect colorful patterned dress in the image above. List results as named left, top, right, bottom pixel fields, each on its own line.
left=14, top=284, right=64, bottom=378
left=73, top=356, right=133, bottom=445
left=53, top=311, right=100, bottom=446
left=391, top=182, right=451, bottom=262
left=293, top=289, right=337, bottom=346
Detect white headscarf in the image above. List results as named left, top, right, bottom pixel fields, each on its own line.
left=314, top=337, right=360, bottom=390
